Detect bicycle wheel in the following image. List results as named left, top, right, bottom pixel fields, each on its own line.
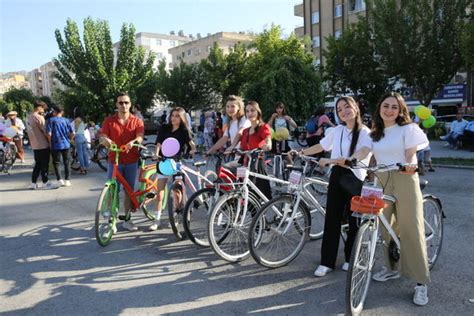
left=305, top=181, right=327, bottom=240
left=140, top=173, right=160, bottom=221
left=143, top=142, right=157, bottom=155
left=296, top=131, right=307, bottom=147
left=95, top=184, right=118, bottom=247
left=423, top=195, right=443, bottom=270
left=183, top=187, right=219, bottom=247
left=95, top=145, right=109, bottom=171
left=346, top=221, right=376, bottom=316
left=70, top=146, right=81, bottom=171
left=249, top=195, right=310, bottom=268
left=208, top=191, right=261, bottom=262
left=168, top=184, right=186, bottom=241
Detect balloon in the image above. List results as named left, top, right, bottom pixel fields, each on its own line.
left=10, top=125, right=19, bottom=132
left=161, top=137, right=180, bottom=157
left=3, top=127, right=17, bottom=138
left=274, top=127, right=290, bottom=141
left=422, top=115, right=436, bottom=129
left=270, top=128, right=275, bottom=140
left=414, top=105, right=431, bottom=120
left=159, top=159, right=177, bottom=176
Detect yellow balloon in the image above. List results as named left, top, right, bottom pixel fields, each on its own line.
left=274, top=127, right=290, bottom=141
left=417, top=106, right=431, bottom=120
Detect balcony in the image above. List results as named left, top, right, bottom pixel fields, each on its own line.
left=294, top=2, right=304, bottom=17
left=295, top=25, right=304, bottom=37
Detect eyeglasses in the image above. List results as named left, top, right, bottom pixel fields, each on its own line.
left=118, top=101, right=130, bottom=105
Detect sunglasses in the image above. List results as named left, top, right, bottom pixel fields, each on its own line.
left=118, top=101, right=130, bottom=105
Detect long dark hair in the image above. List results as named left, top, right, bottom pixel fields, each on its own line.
left=168, top=107, right=191, bottom=133
left=335, top=96, right=363, bottom=156
left=371, top=92, right=412, bottom=142
left=274, top=102, right=286, bottom=116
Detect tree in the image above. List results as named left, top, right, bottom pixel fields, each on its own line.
left=460, top=19, right=474, bottom=69
left=54, top=18, right=157, bottom=121
left=244, top=25, right=323, bottom=121
left=367, top=0, right=471, bottom=106
left=2, top=87, right=35, bottom=119
left=201, top=42, right=249, bottom=106
left=323, top=20, right=392, bottom=111
left=155, top=61, right=217, bottom=111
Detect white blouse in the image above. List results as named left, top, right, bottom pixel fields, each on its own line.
left=320, top=124, right=372, bottom=181
left=371, top=123, right=429, bottom=166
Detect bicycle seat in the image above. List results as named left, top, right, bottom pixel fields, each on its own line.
left=193, top=161, right=206, bottom=167
left=419, top=180, right=428, bottom=191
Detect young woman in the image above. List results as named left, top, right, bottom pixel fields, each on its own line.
left=73, top=113, right=90, bottom=174
left=206, top=95, right=250, bottom=156
left=305, top=107, right=335, bottom=157
left=227, top=101, right=272, bottom=198
left=267, top=102, right=297, bottom=156
left=299, top=96, right=372, bottom=277
left=151, top=107, right=196, bottom=231
left=369, top=92, right=431, bottom=306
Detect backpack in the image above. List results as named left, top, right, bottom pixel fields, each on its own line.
left=305, top=115, right=320, bottom=134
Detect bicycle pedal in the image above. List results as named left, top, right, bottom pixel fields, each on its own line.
left=118, top=215, right=127, bottom=221
left=145, top=192, right=156, bottom=199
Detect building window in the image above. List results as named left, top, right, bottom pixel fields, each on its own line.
left=207, top=45, right=212, bottom=52
left=350, top=0, right=366, bottom=12
left=335, top=5, right=342, bottom=17
left=156, top=52, right=163, bottom=59
left=311, top=11, right=320, bottom=24
left=335, top=30, right=342, bottom=39
left=312, top=36, right=320, bottom=48
left=170, top=40, right=176, bottom=47
left=181, top=52, right=185, bottom=58
left=156, top=39, right=162, bottom=45
left=195, top=47, right=201, bottom=55
left=187, top=49, right=192, bottom=56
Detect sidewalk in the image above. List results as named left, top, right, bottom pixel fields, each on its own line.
left=429, top=140, right=474, bottom=159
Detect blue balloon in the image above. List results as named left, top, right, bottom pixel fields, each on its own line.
left=159, top=159, right=177, bottom=176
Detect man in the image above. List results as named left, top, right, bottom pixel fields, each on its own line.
left=26, top=101, right=56, bottom=189
left=160, top=110, right=167, bottom=125
left=440, top=113, right=468, bottom=149
left=46, top=105, right=74, bottom=186
left=463, top=120, right=474, bottom=152
left=100, top=92, right=144, bottom=231
left=5, top=111, right=26, bottom=162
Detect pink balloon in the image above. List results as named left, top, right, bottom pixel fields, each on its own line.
left=161, top=137, right=180, bottom=157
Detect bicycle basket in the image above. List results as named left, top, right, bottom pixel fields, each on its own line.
left=350, top=196, right=386, bottom=214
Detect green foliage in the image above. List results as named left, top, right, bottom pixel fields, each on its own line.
left=155, top=61, right=217, bottom=111
left=244, top=25, right=323, bottom=121
left=367, top=0, right=471, bottom=105
left=323, top=20, right=391, bottom=111
left=54, top=18, right=157, bottom=122
left=460, top=19, right=474, bottom=70
left=2, top=87, right=35, bottom=119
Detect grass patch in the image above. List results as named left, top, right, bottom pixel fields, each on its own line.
left=432, top=157, right=474, bottom=166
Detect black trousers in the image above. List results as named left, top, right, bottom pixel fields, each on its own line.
left=51, top=149, right=71, bottom=181
left=320, top=166, right=363, bottom=268
left=32, top=148, right=50, bottom=184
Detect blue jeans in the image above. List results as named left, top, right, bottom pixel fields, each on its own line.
left=75, top=134, right=90, bottom=169
left=107, top=162, right=138, bottom=192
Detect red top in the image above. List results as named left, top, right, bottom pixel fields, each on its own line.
left=240, top=123, right=271, bottom=150
left=100, top=114, right=144, bottom=164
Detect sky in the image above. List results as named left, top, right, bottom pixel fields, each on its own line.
left=0, top=0, right=301, bottom=73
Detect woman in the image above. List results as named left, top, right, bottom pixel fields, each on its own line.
left=369, top=92, right=431, bottom=306
left=305, top=107, right=335, bottom=157
left=5, top=111, right=26, bottom=162
left=227, top=101, right=272, bottom=198
left=299, top=96, right=372, bottom=277
left=267, top=102, right=297, bottom=155
left=151, top=107, right=196, bottom=231
left=73, top=112, right=90, bottom=174
left=206, top=95, right=250, bottom=156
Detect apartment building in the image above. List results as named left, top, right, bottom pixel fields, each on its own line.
left=0, top=74, right=30, bottom=96
left=28, top=69, right=43, bottom=96
left=168, top=32, right=255, bottom=68
left=113, top=31, right=193, bottom=71
left=294, top=0, right=367, bottom=65
left=26, top=61, right=65, bottom=97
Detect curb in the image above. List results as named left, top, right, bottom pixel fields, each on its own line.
left=432, top=164, right=474, bottom=170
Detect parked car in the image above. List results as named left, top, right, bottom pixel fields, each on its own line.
left=435, top=114, right=474, bottom=133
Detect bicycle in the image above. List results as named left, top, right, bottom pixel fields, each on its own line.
left=248, top=154, right=331, bottom=268
left=94, top=143, right=161, bottom=246
left=70, top=139, right=108, bottom=172
left=0, top=136, right=17, bottom=174
left=345, top=162, right=444, bottom=315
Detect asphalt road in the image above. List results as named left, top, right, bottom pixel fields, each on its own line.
left=1, top=151, right=473, bottom=315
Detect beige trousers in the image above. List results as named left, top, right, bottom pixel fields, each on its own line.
left=376, top=171, right=431, bottom=284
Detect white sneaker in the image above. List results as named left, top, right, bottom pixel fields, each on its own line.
left=29, top=183, right=38, bottom=190
left=58, top=179, right=65, bottom=186
left=112, top=224, right=117, bottom=234
left=148, top=221, right=159, bottom=231
left=342, top=262, right=349, bottom=271
left=64, top=180, right=72, bottom=187
left=314, top=265, right=333, bottom=277
left=42, top=182, right=58, bottom=190
left=122, top=220, right=138, bottom=231
left=413, top=285, right=428, bottom=306
left=372, top=266, right=400, bottom=282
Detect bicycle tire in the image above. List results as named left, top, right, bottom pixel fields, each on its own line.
left=346, top=220, right=376, bottom=316
left=168, top=184, right=186, bottom=241
left=423, top=195, right=444, bottom=270
left=208, top=190, right=261, bottom=262
left=249, top=195, right=310, bottom=268
left=95, top=184, right=117, bottom=246
left=183, top=187, right=220, bottom=247
left=95, top=145, right=108, bottom=171
left=70, top=145, right=81, bottom=171
left=140, top=172, right=160, bottom=221
left=296, top=131, right=308, bottom=147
